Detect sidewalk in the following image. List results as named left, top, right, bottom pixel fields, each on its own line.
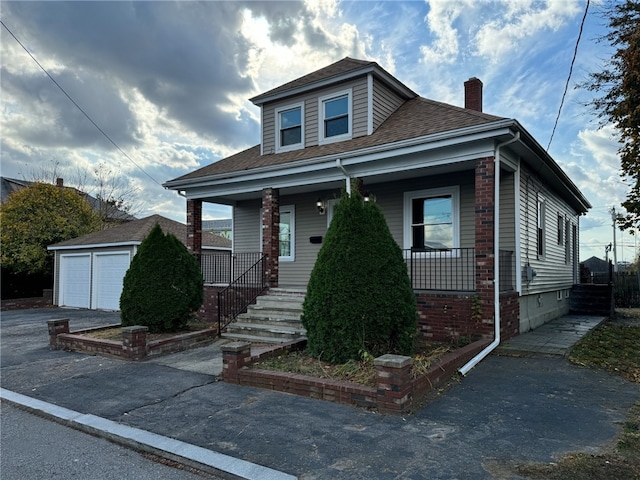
left=1, top=308, right=638, bottom=479
left=496, top=314, right=607, bottom=357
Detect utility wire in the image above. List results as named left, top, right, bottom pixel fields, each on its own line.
left=546, top=0, right=590, bottom=151
left=1, top=20, right=163, bottom=187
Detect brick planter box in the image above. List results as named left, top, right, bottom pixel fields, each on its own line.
left=222, top=339, right=490, bottom=415
left=47, top=319, right=217, bottom=361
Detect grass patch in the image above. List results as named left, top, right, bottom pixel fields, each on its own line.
left=514, top=402, right=640, bottom=480
left=569, top=321, right=640, bottom=383
left=252, top=341, right=454, bottom=388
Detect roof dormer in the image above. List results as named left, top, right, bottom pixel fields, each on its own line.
left=251, top=57, right=416, bottom=156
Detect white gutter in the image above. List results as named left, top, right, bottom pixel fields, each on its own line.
left=459, top=131, right=520, bottom=376
left=336, top=158, right=351, bottom=194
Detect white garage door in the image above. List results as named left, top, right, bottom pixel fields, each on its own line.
left=59, top=254, right=91, bottom=308
left=92, top=252, right=130, bottom=310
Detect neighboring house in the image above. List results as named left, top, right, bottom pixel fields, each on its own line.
left=164, top=57, right=590, bottom=342
left=202, top=219, right=232, bottom=239
left=1, top=177, right=136, bottom=225
left=582, top=256, right=611, bottom=275
left=47, top=214, right=231, bottom=311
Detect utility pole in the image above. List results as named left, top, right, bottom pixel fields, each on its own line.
left=610, top=207, right=618, bottom=272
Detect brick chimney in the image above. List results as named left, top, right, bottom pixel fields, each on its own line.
left=56, top=178, right=64, bottom=187
left=464, top=77, right=483, bottom=112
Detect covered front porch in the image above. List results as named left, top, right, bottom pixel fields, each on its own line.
left=183, top=155, right=520, bottom=344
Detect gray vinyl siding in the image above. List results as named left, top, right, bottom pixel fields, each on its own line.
left=260, top=77, right=369, bottom=154
left=499, top=171, right=517, bottom=289
left=352, top=79, right=368, bottom=137
left=233, top=199, right=262, bottom=252
left=519, top=163, right=579, bottom=296
left=372, top=78, right=405, bottom=131
left=231, top=170, right=477, bottom=287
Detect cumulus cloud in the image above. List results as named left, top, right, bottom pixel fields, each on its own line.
left=419, top=0, right=467, bottom=64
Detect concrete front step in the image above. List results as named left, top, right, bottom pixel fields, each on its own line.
left=236, top=312, right=303, bottom=328
left=221, top=288, right=307, bottom=343
left=220, top=332, right=304, bottom=344
left=253, top=297, right=304, bottom=310
left=225, top=322, right=306, bottom=339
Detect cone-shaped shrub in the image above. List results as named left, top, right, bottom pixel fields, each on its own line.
left=301, top=190, right=417, bottom=363
left=120, top=224, right=203, bottom=332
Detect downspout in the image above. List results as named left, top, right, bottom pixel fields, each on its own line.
left=336, top=158, right=351, bottom=194
left=459, top=131, right=520, bottom=376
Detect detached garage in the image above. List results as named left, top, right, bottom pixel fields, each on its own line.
left=48, top=214, right=231, bottom=311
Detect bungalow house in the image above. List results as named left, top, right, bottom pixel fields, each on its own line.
left=164, top=57, right=590, bottom=345
left=47, top=214, right=231, bottom=311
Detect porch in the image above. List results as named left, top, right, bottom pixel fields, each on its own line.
left=198, top=248, right=516, bottom=294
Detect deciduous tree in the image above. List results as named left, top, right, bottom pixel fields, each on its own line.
left=0, top=182, right=101, bottom=276
left=583, top=0, right=640, bottom=230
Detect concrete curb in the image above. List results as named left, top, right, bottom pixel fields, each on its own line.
left=0, top=388, right=296, bottom=480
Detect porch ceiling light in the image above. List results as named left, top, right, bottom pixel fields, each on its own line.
left=363, top=191, right=372, bottom=202
left=316, top=198, right=326, bottom=215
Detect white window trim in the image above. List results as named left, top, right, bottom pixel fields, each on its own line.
left=403, top=186, right=460, bottom=256
left=318, top=89, right=352, bottom=145
left=275, top=103, right=304, bottom=153
left=259, top=204, right=295, bottom=262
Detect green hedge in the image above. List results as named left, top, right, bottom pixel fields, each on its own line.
left=120, top=224, right=203, bottom=332
left=302, top=190, right=417, bottom=363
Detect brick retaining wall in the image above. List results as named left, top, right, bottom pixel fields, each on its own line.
left=1, top=289, right=53, bottom=311
left=47, top=319, right=217, bottom=361
left=222, top=339, right=489, bottom=415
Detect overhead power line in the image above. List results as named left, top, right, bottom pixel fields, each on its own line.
left=0, top=19, right=162, bottom=187
left=546, top=0, right=590, bottom=151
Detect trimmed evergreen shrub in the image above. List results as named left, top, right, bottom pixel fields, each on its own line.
left=301, top=189, right=417, bottom=363
left=120, top=224, right=203, bottom=332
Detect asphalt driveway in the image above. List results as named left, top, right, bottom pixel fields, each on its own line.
left=1, top=307, right=638, bottom=479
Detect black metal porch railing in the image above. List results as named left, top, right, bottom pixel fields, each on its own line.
left=403, top=248, right=515, bottom=292
left=199, top=252, right=264, bottom=285
left=404, top=248, right=475, bottom=291
left=215, top=253, right=267, bottom=334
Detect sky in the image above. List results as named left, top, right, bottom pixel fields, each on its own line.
left=0, top=0, right=634, bottom=263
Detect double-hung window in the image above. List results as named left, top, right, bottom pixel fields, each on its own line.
left=319, top=90, right=352, bottom=144
left=275, top=104, right=303, bottom=152
left=404, top=187, right=460, bottom=252
left=537, top=198, right=546, bottom=257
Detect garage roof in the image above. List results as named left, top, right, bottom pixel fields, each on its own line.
left=48, top=214, right=231, bottom=250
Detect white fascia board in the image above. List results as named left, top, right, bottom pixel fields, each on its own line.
left=48, top=241, right=141, bottom=251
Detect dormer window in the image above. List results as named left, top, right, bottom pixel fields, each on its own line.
left=275, top=103, right=304, bottom=152
left=319, top=90, right=352, bottom=144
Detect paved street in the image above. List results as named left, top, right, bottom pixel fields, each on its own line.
left=1, top=307, right=639, bottom=479
left=1, top=403, right=217, bottom=480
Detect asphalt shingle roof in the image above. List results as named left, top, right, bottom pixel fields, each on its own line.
left=49, top=214, right=231, bottom=249
left=171, top=96, right=506, bottom=183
